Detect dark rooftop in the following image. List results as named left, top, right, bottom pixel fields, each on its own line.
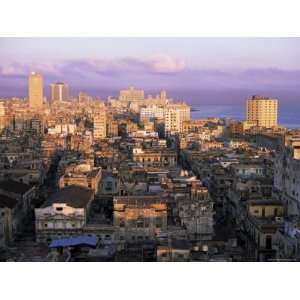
left=0, top=179, right=35, bottom=195
left=248, top=199, right=283, bottom=206
left=0, top=194, right=18, bottom=208
left=41, top=185, right=94, bottom=208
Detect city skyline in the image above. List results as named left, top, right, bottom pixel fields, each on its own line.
left=1, top=38, right=300, bottom=106
left=0, top=37, right=300, bottom=264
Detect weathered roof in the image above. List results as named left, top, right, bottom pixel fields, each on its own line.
left=248, top=199, right=283, bottom=206
left=0, top=179, right=35, bottom=195
left=42, top=185, right=94, bottom=208
left=0, top=194, right=18, bottom=208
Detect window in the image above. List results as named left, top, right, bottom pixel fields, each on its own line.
left=156, top=217, right=163, bottom=228
left=44, top=223, right=48, bottom=228
left=119, top=219, right=125, bottom=227
left=137, top=217, right=144, bottom=228
left=266, top=235, right=272, bottom=250
left=72, top=223, right=76, bottom=228
left=144, top=218, right=150, bottom=227
left=56, top=207, right=63, bottom=211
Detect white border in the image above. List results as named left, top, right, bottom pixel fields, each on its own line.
left=0, top=0, right=300, bottom=37
left=1, top=1, right=300, bottom=300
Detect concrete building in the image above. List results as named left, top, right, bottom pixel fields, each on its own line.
left=243, top=199, right=285, bottom=261
left=93, top=107, right=107, bottom=140
left=164, top=103, right=190, bottom=135
left=119, top=86, right=144, bottom=102
left=50, top=82, right=69, bottom=102
left=132, top=148, right=177, bottom=168
left=0, top=101, right=5, bottom=117
left=246, top=95, right=278, bottom=128
left=59, top=167, right=102, bottom=194
left=28, top=72, right=43, bottom=109
left=0, top=180, right=36, bottom=244
left=274, top=134, right=300, bottom=215
left=107, top=120, right=118, bottom=137
left=178, top=183, right=214, bottom=240
left=140, top=105, right=165, bottom=120
left=113, top=196, right=167, bottom=243
left=35, top=185, right=94, bottom=243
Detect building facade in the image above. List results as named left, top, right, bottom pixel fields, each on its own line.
left=28, top=72, right=43, bottom=109
left=50, top=82, right=69, bottom=102
left=113, top=196, right=167, bottom=243
left=246, top=95, right=278, bottom=128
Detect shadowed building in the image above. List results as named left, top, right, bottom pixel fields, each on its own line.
left=113, top=196, right=167, bottom=243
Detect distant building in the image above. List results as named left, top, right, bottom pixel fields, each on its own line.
left=93, top=107, right=107, bottom=140
left=246, top=95, right=278, bottom=128
left=50, top=82, right=69, bottom=102
left=28, top=72, right=43, bottom=109
left=164, top=103, right=190, bottom=135
left=140, top=105, right=164, bottom=120
left=0, top=102, right=5, bottom=117
left=107, top=120, right=118, bottom=137
left=119, top=86, right=144, bottom=102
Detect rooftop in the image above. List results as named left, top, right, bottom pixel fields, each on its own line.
left=0, top=194, right=18, bottom=208
left=0, top=179, right=35, bottom=195
left=41, top=185, right=94, bottom=208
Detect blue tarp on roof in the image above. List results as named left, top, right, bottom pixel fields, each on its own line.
left=49, top=235, right=98, bottom=248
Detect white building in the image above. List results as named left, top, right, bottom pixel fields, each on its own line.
left=48, top=124, right=76, bottom=135
left=35, top=185, right=94, bottom=242
left=140, top=105, right=165, bottom=120
left=164, top=103, right=190, bottom=135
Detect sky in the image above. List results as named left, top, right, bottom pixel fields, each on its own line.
left=1, top=37, right=300, bottom=106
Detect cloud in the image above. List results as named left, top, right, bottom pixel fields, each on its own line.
left=0, top=62, right=62, bottom=77
left=0, top=55, right=186, bottom=79
left=147, top=55, right=186, bottom=74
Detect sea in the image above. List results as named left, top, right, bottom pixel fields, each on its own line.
left=191, top=104, right=300, bottom=129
